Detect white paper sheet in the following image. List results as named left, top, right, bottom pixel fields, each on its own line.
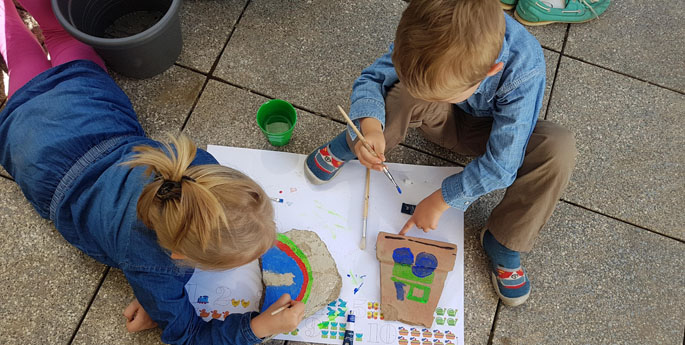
left=185, top=146, right=465, bottom=345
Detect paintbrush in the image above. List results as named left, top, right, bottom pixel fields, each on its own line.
left=270, top=305, right=288, bottom=316
left=360, top=168, right=370, bottom=250
left=336, top=105, right=402, bottom=194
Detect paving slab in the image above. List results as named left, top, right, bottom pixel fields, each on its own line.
left=565, top=0, right=685, bottom=92
left=548, top=57, right=685, bottom=240
left=184, top=79, right=344, bottom=153
left=73, top=269, right=287, bottom=345
left=0, top=179, right=106, bottom=344
left=177, top=0, right=247, bottom=73
left=214, top=0, right=405, bottom=120
left=0, top=166, right=9, bottom=179
left=113, top=66, right=206, bottom=139
left=504, top=11, right=566, bottom=51
left=491, top=202, right=685, bottom=345
left=72, top=269, right=164, bottom=345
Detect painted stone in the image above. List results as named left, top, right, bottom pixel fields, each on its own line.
left=261, top=229, right=342, bottom=319
left=376, top=232, right=457, bottom=327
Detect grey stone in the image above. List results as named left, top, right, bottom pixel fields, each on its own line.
left=0, top=179, right=106, bottom=344
left=177, top=0, right=248, bottom=73
left=267, top=230, right=342, bottom=319
left=491, top=203, right=685, bottom=345
left=72, top=269, right=165, bottom=345
left=565, top=0, right=685, bottom=92
left=213, top=0, right=405, bottom=120
left=113, top=65, right=206, bottom=139
left=183, top=80, right=344, bottom=155
left=548, top=57, right=685, bottom=240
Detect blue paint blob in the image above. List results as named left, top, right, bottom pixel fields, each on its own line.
left=394, top=281, right=406, bottom=301
left=392, top=247, right=414, bottom=265
left=260, top=246, right=303, bottom=312
left=412, top=252, right=438, bottom=278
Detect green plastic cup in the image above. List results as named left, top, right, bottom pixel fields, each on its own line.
left=256, top=99, right=297, bottom=146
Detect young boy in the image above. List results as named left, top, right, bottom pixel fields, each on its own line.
left=304, top=0, right=576, bottom=306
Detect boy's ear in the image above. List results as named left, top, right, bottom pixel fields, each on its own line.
left=486, top=62, right=504, bottom=77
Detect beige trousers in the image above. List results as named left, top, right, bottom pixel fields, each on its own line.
left=347, top=83, right=577, bottom=252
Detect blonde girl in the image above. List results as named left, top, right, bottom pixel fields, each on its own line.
left=0, top=0, right=303, bottom=343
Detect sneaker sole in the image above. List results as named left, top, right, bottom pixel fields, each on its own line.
left=514, top=10, right=597, bottom=26
left=500, top=3, right=515, bottom=10
left=480, top=228, right=531, bottom=307
left=303, top=159, right=341, bottom=185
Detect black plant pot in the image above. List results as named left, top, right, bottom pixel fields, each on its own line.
left=52, top=0, right=183, bottom=78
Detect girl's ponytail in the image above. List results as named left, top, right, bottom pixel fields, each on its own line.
left=124, top=134, right=275, bottom=269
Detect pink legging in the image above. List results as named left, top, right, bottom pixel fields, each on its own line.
left=1, top=0, right=106, bottom=98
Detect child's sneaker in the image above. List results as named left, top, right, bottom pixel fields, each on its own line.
left=480, top=228, right=531, bottom=306
left=500, top=0, right=517, bottom=10
left=304, top=131, right=355, bottom=185
left=514, top=0, right=611, bottom=26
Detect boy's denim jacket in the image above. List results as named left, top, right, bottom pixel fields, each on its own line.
left=348, top=14, right=546, bottom=210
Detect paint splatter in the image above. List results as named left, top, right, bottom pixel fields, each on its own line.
left=290, top=187, right=297, bottom=193
left=286, top=201, right=294, bottom=206
left=346, top=272, right=367, bottom=294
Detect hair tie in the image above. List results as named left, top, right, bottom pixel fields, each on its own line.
left=155, top=176, right=195, bottom=201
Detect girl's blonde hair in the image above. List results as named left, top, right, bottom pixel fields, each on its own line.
left=124, top=134, right=275, bottom=270
left=392, top=0, right=505, bottom=101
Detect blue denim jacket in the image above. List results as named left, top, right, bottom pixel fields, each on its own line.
left=348, top=14, right=545, bottom=210
left=0, top=61, right=262, bottom=345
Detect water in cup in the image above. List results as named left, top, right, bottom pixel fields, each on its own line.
left=264, top=115, right=292, bottom=134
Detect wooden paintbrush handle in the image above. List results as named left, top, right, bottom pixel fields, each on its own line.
left=337, top=105, right=380, bottom=159
left=364, top=168, right=370, bottom=218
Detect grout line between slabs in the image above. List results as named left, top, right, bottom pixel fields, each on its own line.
left=543, top=24, right=570, bottom=121
left=180, top=0, right=252, bottom=132
left=560, top=199, right=685, bottom=244
left=67, top=266, right=111, bottom=345
left=558, top=53, right=685, bottom=95
left=486, top=300, right=502, bottom=345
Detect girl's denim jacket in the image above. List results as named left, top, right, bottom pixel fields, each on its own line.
left=59, top=146, right=263, bottom=345
left=347, top=14, right=546, bottom=211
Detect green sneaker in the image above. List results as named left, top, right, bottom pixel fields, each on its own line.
left=514, top=0, right=611, bottom=26
left=501, top=0, right=517, bottom=10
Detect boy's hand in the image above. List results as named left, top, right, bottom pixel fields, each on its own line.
left=354, top=118, right=386, bottom=171
left=250, top=294, right=305, bottom=338
left=399, top=189, right=450, bottom=235
left=123, top=298, right=158, bottom=333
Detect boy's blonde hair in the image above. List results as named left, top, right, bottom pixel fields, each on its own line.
left=124, top=134, right=275, bottom=270
left=392, top=0, right=505, bottom=101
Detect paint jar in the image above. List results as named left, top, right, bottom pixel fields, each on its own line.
left=256, top=99, right=297, bottom=146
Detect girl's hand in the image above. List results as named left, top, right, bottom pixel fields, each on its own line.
left=250, top=294, right=305, bottom=338
left=123, top=298, right=158, bottom=333
left=354, top=118, right=386, bottom=171
left=399, top=189, right=450, bottom=235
